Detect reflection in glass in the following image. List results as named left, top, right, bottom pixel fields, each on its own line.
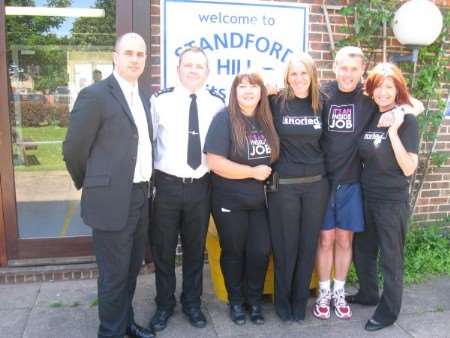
left=6, top=0, right=116, bottom=239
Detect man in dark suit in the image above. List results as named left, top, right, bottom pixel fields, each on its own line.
left=63, top=33, right=155, bottom=338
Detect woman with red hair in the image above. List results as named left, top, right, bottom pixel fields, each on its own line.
left=350, top=62, right=419, bottom=331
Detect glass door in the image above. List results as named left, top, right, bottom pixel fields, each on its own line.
left=2, top=0, right=117, bottom=261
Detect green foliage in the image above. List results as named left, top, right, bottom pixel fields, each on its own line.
left=431, top=152, right=449, bottom=168
left=337, top=0, right=397, bottom=51
left=337, top=1, right=449, bottom=213
left=6, top=0, right=114, bottom=94
left=70, top=0, right=116, bottom=47
left=405, top=10, right=450, bottom=208
left=404, top=224, right=450, bottom=284
left=48, top=300, right=80, bottom=308
left=348, top=224, right=450, bottom=286
left=89, top=298, right=98, bottom=307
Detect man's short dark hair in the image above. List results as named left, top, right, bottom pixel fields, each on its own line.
left=178, top=47, right=209, bottom=67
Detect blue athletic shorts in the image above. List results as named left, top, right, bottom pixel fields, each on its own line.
left=321, top=182, right=364, bottom=232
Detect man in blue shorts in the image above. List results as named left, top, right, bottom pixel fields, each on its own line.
left=313, top=46, right=375, bottom=321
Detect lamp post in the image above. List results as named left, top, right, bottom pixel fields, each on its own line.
left=390, top=0, right=443, bottom=85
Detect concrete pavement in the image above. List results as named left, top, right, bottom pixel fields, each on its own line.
left=0, top=267, right=449, bottom=338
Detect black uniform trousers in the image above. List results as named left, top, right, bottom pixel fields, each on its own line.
left=93, top=183, right=149, bottom=338
left=354, top=198, right=409, bottom=325
left=150, top=170, right=211, bottom=311
left=212, top=204, right=271, bottom=306
left=268, top=179, right=329, bottom=320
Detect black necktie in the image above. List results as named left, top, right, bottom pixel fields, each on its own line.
left=187, top=93, right=201, bottom=169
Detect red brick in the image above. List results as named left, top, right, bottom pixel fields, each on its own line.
left=421, top=190, right=440, bottom=197
left=310, top=5, right=324, bottom=14
left=151, top=6, right=160, bottom=16
left=413, top=214, right=429, bottom=221
left=309, top=33, right=323, bottom=42
left=310, top=24, right=327, bottom=33
left=431, top=197, right=449, bottom=204
left=310, top=42, right=330, bottom=51
left=438, top=204, right=450, bottom=211
left=417, top=198, right=430, bottom=206
left=322, top=51, right=333, bottom=60
left=431, top=182, right=450, bottom=189
left=425, top=174, right=443, bottom=181
left=329, top=15, right=346, bottom=25
left=416, top=206, right=436, bottom=213
left=310, top=14, right=323, bottom=24
left=428, top=212, right=449, bottom=220
left=436, top=143, right=446, bottom=150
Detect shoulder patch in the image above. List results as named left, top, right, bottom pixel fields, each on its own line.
left=208, top=89, right=225, bottom=103
left=154, top=87, right=174, bottom=97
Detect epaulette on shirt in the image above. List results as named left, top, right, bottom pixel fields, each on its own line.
left=154, top=87, right=174, bottom=97
left=208, top=89, right=225, bottom=103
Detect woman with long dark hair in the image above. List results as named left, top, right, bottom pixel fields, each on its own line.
left=350, top=62, right=419, bottom=331
left=204, top=72, right=279, bottom=325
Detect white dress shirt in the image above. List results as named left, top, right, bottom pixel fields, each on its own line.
left=151, top=85, right=225, bottom=179
left=113, top=71, right=152, bottom=183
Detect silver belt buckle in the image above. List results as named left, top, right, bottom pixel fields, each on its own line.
left=182, top=177, right=194, bottom=184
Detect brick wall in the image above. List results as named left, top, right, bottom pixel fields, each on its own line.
left=149, top=0, right=450, bottom=224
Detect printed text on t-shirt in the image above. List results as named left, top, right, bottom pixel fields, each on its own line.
left=363, top=131, right=387, bottom=146
left=282, top=115, right=321, bottom=129
left=247, top=131, right=271, bottom=160
left=328, top=104, right=355, bottom=132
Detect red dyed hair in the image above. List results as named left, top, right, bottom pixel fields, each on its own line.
left=365, top=62, right=412, bottom=106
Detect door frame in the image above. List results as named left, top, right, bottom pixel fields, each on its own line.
left=0, top=0, right=151, bottom=264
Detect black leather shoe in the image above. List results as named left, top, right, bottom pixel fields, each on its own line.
left=248, top=305, right=264, bottom=325
left=346, top=293, right=379, bottom=306
left=229, top=304, right=246, bottom=325
left=183, top=307, right=207, bottom=328
left=150, top=308, right=173, bottom=332
left=126, top=322, right=155, bottom=338
left=365, top=318, right=393, bottom=331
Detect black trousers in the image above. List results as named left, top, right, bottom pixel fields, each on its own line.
left=268, top=179, right=329, bottom=320
left=150, top=171, right=210, bottom=310
left=212, top=204, right=271, bottom=306
left=354, top=198, right=409, bottom=325
left=93, top=183, right=149, bottom=338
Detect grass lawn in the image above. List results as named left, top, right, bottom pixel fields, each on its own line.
left=14, top=126, right=67, bottom=171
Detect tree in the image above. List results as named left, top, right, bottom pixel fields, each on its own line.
left=70, top=0, right=115, bottom=47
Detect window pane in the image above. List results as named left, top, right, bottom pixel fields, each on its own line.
left=6, top=0, right=116, bottom=238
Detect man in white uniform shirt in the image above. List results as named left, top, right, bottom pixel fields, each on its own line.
left=149, top=47, right=224, bottom=331
left=63, top=33, right=154, bottom=338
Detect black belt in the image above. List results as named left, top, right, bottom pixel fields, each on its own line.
left=278, top=175, right=323, bottom=185
left=155, top=170, right=207, bottom=184
left=133, top=181, right=149, bottom=187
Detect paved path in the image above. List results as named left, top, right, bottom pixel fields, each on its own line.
left=0, top=267, right=449, bottom=338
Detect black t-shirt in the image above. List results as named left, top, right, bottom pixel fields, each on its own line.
left=204, top=109, right=272, bottom=209
left=359, top=111, right=419, bottom=201
left=269, top=94, right=325, bottom=178
left=320, top=81, right=378, bottom=186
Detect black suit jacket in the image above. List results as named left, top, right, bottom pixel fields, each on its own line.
left=63, top=75, right=153, bottom=231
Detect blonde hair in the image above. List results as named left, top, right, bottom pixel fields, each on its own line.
left=334, top=46, right=365, bottom=65
left=282, top=53, right=321, bottom=115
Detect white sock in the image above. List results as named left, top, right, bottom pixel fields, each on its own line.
left=333, top=279, right=345, bottom=292
left=319, top=280, right=331, bottom=292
